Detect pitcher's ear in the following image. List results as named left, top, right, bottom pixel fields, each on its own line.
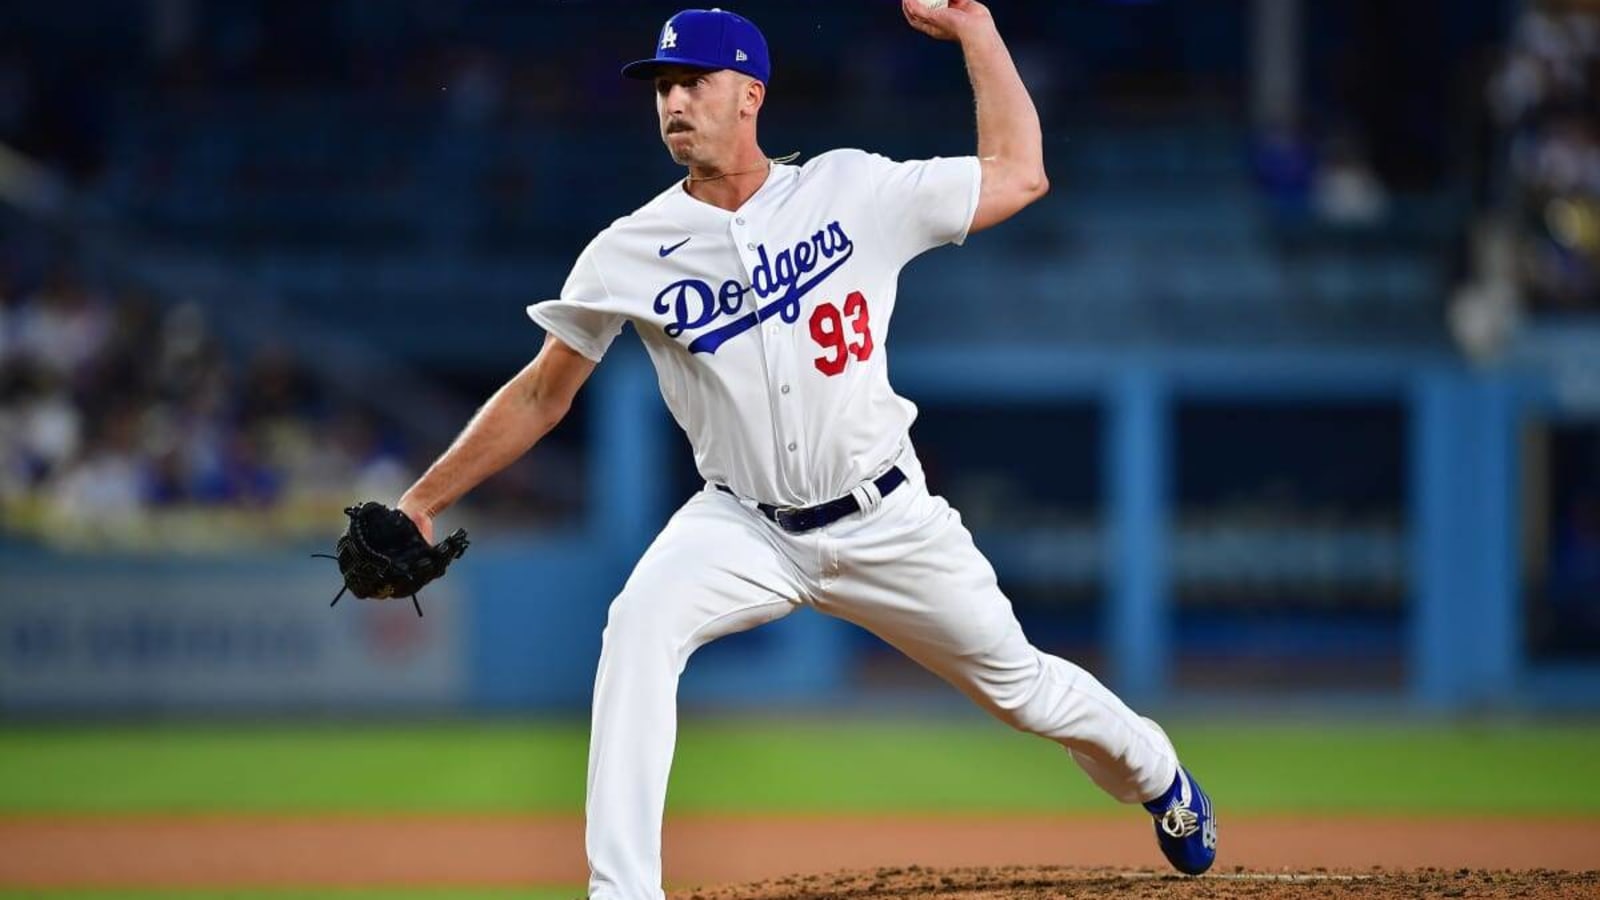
left=744, top=78, right=765, bottom=118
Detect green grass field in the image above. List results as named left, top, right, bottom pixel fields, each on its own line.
left=3, top=718, right=1599, bottom=816
left=3, top=719, right=1597, bottom=899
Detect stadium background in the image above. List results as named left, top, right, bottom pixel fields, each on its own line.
left=1, top=0, right=1598, bottom=896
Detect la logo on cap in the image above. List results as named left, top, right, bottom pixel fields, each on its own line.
left=660, top=24, right=678, bottom=50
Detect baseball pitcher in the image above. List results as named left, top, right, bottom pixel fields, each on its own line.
left=388, top=4, right=1217, bottom=897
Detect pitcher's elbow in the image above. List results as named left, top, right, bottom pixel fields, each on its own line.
left=1013, top=170, right=1048, bottom=207
left=1033, top=170, right=1051, bottom=198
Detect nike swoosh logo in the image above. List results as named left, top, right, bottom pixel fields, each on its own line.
left=659, top=237, right=692, bottom=258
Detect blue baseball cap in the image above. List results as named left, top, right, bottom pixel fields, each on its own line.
left=622, top=8, right=771, bottom=83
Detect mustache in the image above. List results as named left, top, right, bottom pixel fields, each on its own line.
left=665, top=120, right=694, bottom=134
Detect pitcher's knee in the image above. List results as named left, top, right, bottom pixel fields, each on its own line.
left=972, top=673, right=1054, bottom=736
left=991, top=688, right=1058, bottom=735
left=970, top=648, right=1076, bottom=736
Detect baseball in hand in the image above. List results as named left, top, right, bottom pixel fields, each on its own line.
left=916, top=0, right=948, bottom=8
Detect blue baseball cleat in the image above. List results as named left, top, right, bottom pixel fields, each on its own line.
left=1142, top=765, right=1217, bottom=875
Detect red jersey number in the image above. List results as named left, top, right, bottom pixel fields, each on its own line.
left=810, top=291, right=874, bottom=377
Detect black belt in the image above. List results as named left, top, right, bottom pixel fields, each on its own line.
left=717, top=466, right=907, bottom=534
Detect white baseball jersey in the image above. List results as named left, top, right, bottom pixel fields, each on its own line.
left=544, top=150, right=1188, bottom=900
left=528, top=149, right=981, bottom=507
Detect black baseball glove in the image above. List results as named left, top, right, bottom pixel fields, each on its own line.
left=319, top=502, right=469, bottom=617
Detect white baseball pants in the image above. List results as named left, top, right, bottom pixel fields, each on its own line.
left=585, top=455, right=1179, bottom=900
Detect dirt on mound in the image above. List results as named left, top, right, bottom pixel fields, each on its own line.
left=676, top=866, right=1600, bottom=900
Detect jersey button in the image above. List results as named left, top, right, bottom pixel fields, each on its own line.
left=780, top=384, right=791, bottom=394
left=746, top=242, right=756, bottom=250
left=735, top=217, right=746, bottom=226
left=787, top=442, right=797, bottom=452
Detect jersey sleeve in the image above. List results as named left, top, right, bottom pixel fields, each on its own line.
left=865, top=152, right=983, bottom=265
left=525, top=238, right=626, bottom=362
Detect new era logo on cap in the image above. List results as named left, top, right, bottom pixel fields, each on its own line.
left=622, top=8, right=772, bottom=84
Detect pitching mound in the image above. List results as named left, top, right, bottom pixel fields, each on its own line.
left=677, top=865, right=1600, bottom=900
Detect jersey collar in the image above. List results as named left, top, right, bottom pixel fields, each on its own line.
left=659, top=162, right=795, bottom=235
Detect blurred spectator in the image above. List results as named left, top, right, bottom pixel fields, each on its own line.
left=0, top=243, right=424, bottom=549
left=1254, top=118, right=1392, bottom=230
left=1251, top=116, right=1317, bottom=220
left=13, top=266, right=111, bottom=380
left=46, top=405, right=145, bottom=528
left=1486, top=2, right=1600, bottom=312
left=1311, top=132, right=1390, bottom=227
